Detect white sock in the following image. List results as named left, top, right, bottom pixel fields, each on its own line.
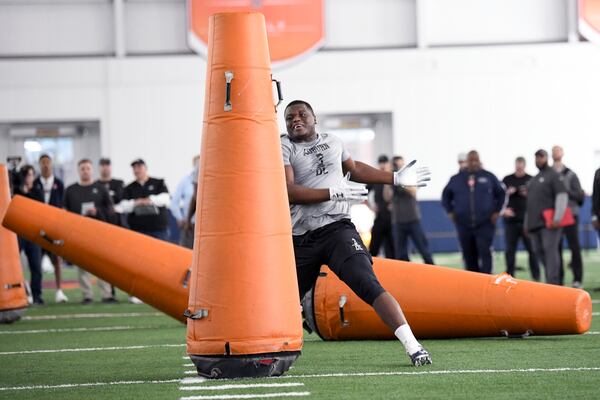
left=394, top=324, right=421, bottom=355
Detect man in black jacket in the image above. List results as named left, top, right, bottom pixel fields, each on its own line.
left=502, top=156, right=539, bottom=281
left=33, top=154, right=68, bottom=303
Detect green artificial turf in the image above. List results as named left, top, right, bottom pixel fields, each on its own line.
left=1, top=251, right=599, bottom=399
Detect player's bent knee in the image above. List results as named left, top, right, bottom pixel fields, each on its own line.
left=336, top=253, right=385, bottom=306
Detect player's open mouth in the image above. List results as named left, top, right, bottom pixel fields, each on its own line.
left=293, top=124, right=304, bottom=131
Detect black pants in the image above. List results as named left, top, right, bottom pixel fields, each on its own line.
left=18, top=237, right=42, bottom=301
left=293, top=219, right=385, bottom=306
left=504, top=219, right=540, bottom=281
left=369, top=212, right=394, bottom=258
left=559, top=217, right=583, bottom=283
left=456, top=223, right=495, bottom=274
left=392, top=220, right=434, bottom=265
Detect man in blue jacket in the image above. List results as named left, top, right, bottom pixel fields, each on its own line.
left=442, top=150, right=505, bottom=274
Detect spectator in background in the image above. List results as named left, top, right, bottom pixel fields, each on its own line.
left=457, top=152, right=468, bottom=172
left=97, top=158, right=125, bottom=226
left=64, top=159, right=114, bottom=304
left=13, top=165, right=44, bottom=304
left=525, top=149, right=568, bottom=285
left=116, top=159, right=170, bottom=241
left=442, top=150, right=505, bottom=274
left=97, top=157, right=125, bottom=300
left=593, top=166, right=600, bottom=239
left=502, top=156, right=540, bottom=281
left=552, top=146, right=585, bottom=288
left=365, top=155, right=394, bottom=258
left=389, top=156, right=434, bottom=265
left=169, top=155, right=200, bottom=249
left=33, top=154, right=68, bottom=303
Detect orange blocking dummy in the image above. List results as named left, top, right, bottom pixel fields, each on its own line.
left=2, top=195, right=192, bottom=322
left=185, top=12, right=303, bottom=378
left=0, top=165, right=28, bottom=323
left=303, top=258, right=592, bottom=340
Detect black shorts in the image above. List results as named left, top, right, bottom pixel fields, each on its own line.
left=292, top=219, right=385, bottom=306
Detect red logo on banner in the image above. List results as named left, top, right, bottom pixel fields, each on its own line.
left=579, top=0, right=600, bottom=43
left=188, top=0, right=324, bottom=67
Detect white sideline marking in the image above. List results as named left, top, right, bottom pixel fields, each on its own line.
left=181, top=378, right=207, bottom=385
left=180, top=392, right=310, bottom=400
left=0, top=325, right=146, bottom=335
left=0, top=379, right=181, bottom=391
left=279, top=367, right=600, bottom=379
left=180, top=383, right=304, bottom=391
left=22, top=312, right=163, bottom=320
left=586, top=331, right=600, bottom=335
left=0, top=343, right=185, bottom=356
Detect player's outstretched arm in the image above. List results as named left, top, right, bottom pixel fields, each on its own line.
left=345, top=159, right=393, bottom=184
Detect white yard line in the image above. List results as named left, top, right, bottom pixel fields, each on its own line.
left=22, top=312, right=163, bottom=320
left=279, top=367, right=600, bottom=379
left=592, top=300, right=600, bottom=304
left=593, top=312, right=599, bottom=316
left=0, top=343, right=185, bottom=356
left=181, top=377, right=207, bottom=385
left=185, top=370, right=198, bottom=375
left=183, top=363, right=195, bottom=367
left=180, top=383, right=304, bottom=391
left=0, top=379, right=181, bottom=391
left=0, top=326, right=150, bottom=335
left=180, top=393, right=310, bottom=400
left=586, top=331, right=600, bottom=335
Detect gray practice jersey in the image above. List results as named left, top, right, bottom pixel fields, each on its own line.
left=281, top=133, right=351, bottom=235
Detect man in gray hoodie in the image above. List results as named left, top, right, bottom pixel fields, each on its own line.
left=525, top=149, right=568, bottom=285
left=552, top=146, right=585, bottom=288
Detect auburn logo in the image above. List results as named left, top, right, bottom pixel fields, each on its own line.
left=188, top=0, right=325, bottom=67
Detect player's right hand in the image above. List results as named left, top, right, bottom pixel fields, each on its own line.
left=329, top=174, right=368, bottom=204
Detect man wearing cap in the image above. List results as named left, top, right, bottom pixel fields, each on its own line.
left=442, top=150, right=505, bottom=274
left=116, top=159, right=170, bottom=241
left=525, top=149, right=568, bottom=285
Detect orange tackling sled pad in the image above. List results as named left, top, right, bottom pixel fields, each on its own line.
left=303, top=259, right=592, bottom=340
left=184, top=12, right=303, bottom=379
left=0, top=165, right=28, bottom=323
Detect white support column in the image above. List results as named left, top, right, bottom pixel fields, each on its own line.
left=415, top=0, right=429, bottom=49
left=567, top=0, right=579, bottom=43
left=113, top=0, right=126, bottom=57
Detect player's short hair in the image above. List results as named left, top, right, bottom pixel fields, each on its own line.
left=285, top=100, right=315, bottom=117
left=78, top=158, right=92, bottom=166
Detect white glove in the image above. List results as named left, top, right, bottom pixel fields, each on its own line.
left=329, top=174, right=368, bottom=204
left=394, top=160, right=431, bottom=187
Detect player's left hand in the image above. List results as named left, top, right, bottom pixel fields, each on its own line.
left=393, top=160, right=431, bottom=187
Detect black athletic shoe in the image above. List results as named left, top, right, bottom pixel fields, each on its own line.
left=408, top=347, right=432, bottom=367
left=32, top=298, right=45, bottom=305
left=101, top=297, right=119, bottom=304
left=81, top=298, right=93, bottom=305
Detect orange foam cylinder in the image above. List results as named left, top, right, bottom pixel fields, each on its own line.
left=2, top=195, right=192, bottom=322
left=186, top=12, right=302, bottom=378
left=0, top=165, right=28, bottom=323
left=305, top=258, right=592, bottom=340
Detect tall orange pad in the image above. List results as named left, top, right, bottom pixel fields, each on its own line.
left=0, top=165, right=28, bottom=323
left=304, top=258, right=592, bottom=340
left=186, top=12, right=303, bottom=378
left=2, top=195, right=192, bottom=322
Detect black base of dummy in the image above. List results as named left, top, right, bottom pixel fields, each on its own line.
left=190, top=351, right=300, bottom=379
left=0, top=307, right=26, bottom=324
